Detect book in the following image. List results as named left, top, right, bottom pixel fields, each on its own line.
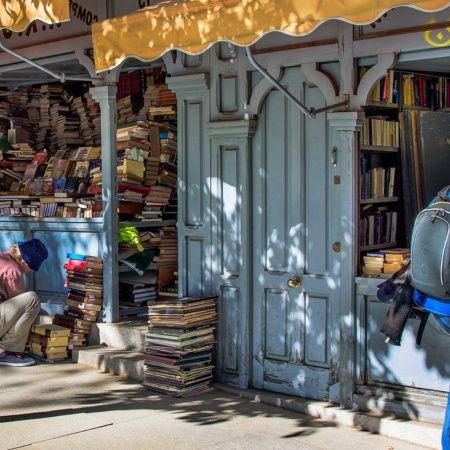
left=22, top=164, right=38, bottom=182
left=71, top=146, right=101, bottom=161
left=64, top=308, right=97, bottom=322
left=67, top=291, right=103, bottom=302
left=66, top=258, right=103, bottom=270
left=51, top=159, right=73, bottom=179
left=31, top=324, right=71, bottom=338
left=66, top=253, right=103, bottom=263
left=30, top=342, right=68, bottom=356
left=67, top=305, right=99, bottom=317
left=31, top=151, right=48, bottom=165
left=73, top=160, right=90, bottom=178
left=43, top=163, right=54, bottom=179
left=30, top=333, right=69, bottom=347
left=53, top=313, right=93, bottom=331
left=53, top=177, right=66, bottom=193
left=34, top=163, right=48, bottom=179
left=122, top=159, right=145, bottom=179
left=63, top=177, right=80, bottom=193
left=67, top=299, right=102, bottom=312
left=88, top=159, right=102, bottom=176
left=41, top=178, right=54, bottom=195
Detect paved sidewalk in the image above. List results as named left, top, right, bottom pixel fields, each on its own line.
left=0, top=360, right=437, bottom=450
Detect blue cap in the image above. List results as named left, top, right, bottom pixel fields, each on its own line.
left=18, top=239, right=48, bottom=271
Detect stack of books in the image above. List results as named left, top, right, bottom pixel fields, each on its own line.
left=361, top=248, right=410, bottom=278
left=30, top=324, right=71, bottom=361
left=144, top=295, right=217, bottom=397
left=119, top=280, right=157, bottom=316
left=361, top=253, right=385, bottom=278
left=158, top=161, right=177, bottom=189
left=144, top=184, right=173, bottom=214
left=383, top=248, right=411, bottom=275
left=144, top=156, right=160, bottom=187
left=154, top=225, right=178, bottom=263
left=53, top=253, right=103, bottom=349
left=159, top=123, right=178, bottom=165
left=117, top=95, right=136, bottom=124
left=118, top=265, right=158, bottom=317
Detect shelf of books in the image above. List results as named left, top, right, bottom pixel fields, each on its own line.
left=118, top=222, right=178, bottom=317
left=110, top=69, right=179, bottom=318
left=0, top=67, right=178, bottom=224
left=359, top=68, right=402, bottom=278
left=0, top=67, right=180, bottom=326
left=358, top=66, right=450, bottom=279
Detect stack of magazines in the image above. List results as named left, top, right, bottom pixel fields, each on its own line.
left=143, top=296, right=217, bottom=397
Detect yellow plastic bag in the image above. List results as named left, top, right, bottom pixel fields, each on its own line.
left=118, top=227, right=144, bottom=252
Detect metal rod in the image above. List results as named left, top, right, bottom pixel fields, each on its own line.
left=246, top=46, right=314, bottom=118
left=0, top=41, right=97, bottom=84
left=311, top=100, right=349, bottom=115
left=0, top=40, right=64, bottom=82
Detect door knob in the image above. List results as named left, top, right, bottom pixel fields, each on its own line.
left=287, top=276, right=301, bottom=288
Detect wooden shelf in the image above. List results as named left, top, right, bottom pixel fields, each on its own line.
left=360, top=242, right=398, bottom=252
left=360, top=197, right=398, bottom=204
left=367, top=101, right=399, bottom=109
left=118, top=220, right=177, bottom=228
left=360, top=145, right=398, bottom=153
left=118, top=261, right=177, bottom=272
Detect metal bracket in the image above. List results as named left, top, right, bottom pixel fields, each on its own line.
left=246, top=47, right=349, bottom=119
left=0, top=40, right=96, bottom=83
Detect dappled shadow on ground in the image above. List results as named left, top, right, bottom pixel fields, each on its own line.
left=0, top=361, right=337, bottom=440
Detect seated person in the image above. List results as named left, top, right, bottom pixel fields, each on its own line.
left=0, top=238, right=48, bottom=367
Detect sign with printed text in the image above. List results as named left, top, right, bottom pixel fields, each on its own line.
left=113, top=0, right=167, bottom=18
left=0, top=0, right=103, bottom=48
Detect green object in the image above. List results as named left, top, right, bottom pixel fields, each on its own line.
left=125, top=249, right=157, bottom=272
left=118, top=227, right=144, bottom=251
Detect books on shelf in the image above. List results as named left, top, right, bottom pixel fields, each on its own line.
left=360, top=160, right=396, bottom=200
left=361, top=207, right=398, bottom=247
left=361, top=118, right=399, bottom=148
left=360, top=248, right=410, bottom=278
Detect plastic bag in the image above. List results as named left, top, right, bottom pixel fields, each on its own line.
left=118, top=227, right=144, bottom=252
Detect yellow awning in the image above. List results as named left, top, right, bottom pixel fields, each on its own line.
left=0, top=0, right=70, bottom=32
left=93, top=0, right=450, bottom=73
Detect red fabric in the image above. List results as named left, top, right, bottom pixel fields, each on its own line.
left=0, top=251, right=25, bottom=302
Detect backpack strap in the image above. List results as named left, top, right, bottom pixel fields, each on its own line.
left=434, top=185, right=450, bottom=204
left=410, top=307, right=431, bottom=346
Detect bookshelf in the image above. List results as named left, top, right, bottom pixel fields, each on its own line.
left=358, top=66, right=450, bottom=277
left=0, top=66, right=179, bottom=320
left=359, top=71, right=401, bottom=277
left=118, top=220, right=178, bottom=317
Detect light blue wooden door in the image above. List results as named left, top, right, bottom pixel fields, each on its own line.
left=252, top=67, right=341, bottom=401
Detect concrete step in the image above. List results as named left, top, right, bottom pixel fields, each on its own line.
left=87, top=317, right=148, bottom=352
left=214, top=383, right=444, bottom=450
left=72, top=345, right=144, bottom=382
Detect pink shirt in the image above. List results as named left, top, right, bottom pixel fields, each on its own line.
left=0, top=251, right=26, bottom=302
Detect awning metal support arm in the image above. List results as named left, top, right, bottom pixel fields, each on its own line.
left=246, top=47, right=348, bottom=119
left=0, top=40, right=94, bottom=83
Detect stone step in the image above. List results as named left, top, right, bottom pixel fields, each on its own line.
left=87, top=318, right=148, bottom=352
left=214, top=383, right=443, bottom=450
left=72, top=345, right=144, bottom=382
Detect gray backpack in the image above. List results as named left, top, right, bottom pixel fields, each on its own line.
left=410, top=187, right=450, bottom=299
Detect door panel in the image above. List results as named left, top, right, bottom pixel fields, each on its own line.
left=252, top=68, right=340, bottom=401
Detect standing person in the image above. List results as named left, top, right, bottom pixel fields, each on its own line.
left=0, top=238, right=48, bottom=367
